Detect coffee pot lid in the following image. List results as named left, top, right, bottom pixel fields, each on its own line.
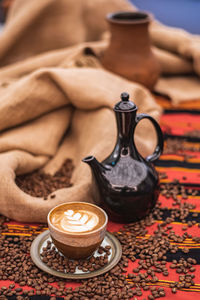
left=114, top=92, right=137, bottom=112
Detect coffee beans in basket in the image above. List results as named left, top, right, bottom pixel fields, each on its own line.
left=48, top=202, right=108, bottom=259
left=15, top=159, right=74, bottom=198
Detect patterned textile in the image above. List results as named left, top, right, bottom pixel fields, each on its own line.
left=0, top=99, right=200, bottom=299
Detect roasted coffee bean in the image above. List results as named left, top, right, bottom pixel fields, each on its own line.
left=133, top=268, right=139, bottom=273
left=182, top=226, right=187, bottom=231
left=172, top=287, right=177, bottom=293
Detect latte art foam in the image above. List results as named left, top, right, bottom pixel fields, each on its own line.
left=51, top=209, right=99, bottom=233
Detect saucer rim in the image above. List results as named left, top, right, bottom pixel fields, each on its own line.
left=30, top=229, right=122, bottom=279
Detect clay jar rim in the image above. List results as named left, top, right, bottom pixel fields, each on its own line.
left=47, top=202, right=108, bottom=237
left=107, top=11, right=152, bottom=25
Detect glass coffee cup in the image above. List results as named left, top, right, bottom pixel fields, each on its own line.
left=47, top=202, right=108, bottom=259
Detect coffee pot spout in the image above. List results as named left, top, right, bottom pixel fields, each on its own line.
left=82, top=156, right=109, bottom=207
left=82, top=156, right=105, bottom=179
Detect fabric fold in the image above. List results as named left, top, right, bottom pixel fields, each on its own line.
left=0, top=65, right=162, bottom=222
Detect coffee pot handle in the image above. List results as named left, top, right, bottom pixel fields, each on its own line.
left=135, top=113, right=164, bottom=162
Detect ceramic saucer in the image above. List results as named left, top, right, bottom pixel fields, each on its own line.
left=30, top=230, right=122, bottom=279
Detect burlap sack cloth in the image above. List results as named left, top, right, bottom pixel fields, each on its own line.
left=1, top=0, right=200, bottom=105
left=0, top=0, right=198, bottom=222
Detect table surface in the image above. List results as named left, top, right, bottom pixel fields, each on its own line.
left=0, top=97, right=200, bottom=300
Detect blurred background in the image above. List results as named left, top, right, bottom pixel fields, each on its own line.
left=0, top=0, right=10, bottom=30
left=130, top=0, right=200, bottom=34
left=0, top=0, right=200, bottom=34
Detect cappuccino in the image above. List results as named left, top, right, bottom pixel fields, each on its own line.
left=48, top=202, right=108, bottom=259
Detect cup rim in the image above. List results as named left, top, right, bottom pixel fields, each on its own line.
left=107, top=11, right=152, bottom=25
left=47, top=202, right=108, bottom=236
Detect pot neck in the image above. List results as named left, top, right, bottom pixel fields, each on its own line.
left=109, top=21, right=150, bottom=49
left=115, top=110, right=136, bottom=147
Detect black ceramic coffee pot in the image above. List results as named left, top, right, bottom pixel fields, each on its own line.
left=83, top=92, right=163, bottom=223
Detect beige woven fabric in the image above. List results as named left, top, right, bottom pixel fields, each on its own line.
left=0, top=43, right=161, bottom=222
left=0, top=0, right=133, bottom=66
left=150, top=21, right=200, bottom=104
left=1, top=0, right=200, bottom=104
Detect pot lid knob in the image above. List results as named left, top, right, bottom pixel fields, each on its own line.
left=121, top=92, right=129, bottom=101
left=114, top=92, right=137, bottom=112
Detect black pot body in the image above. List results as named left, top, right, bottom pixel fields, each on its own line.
left=93, top=153, right=160, bottom=223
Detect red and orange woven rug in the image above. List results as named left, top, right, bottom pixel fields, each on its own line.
left=0, top=100, right=200, bottom=300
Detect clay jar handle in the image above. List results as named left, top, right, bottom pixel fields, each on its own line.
left=135, top=113, right=164, bottom=162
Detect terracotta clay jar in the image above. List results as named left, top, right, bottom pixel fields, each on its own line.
left=101, top=11, right=160, bottom=90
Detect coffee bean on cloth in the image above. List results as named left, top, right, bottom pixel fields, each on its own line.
left=0, top=0, right=200, bottom=298
left=0, top=107, right=200, bottom=299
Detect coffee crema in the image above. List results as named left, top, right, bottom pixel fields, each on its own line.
left=51, top=209, right=100, bottom=233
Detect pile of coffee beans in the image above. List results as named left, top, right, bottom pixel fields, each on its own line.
left=186, top=129, right=200, bottom=138
left=164, top=138, right=200, bottom=157
left=0, top=215, right=134, bottom=299
left=15, top=159, right=74, bottom=199
left=1, top=169, right=200, bottom=299
left=41, top=241, right=111, bottom=273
